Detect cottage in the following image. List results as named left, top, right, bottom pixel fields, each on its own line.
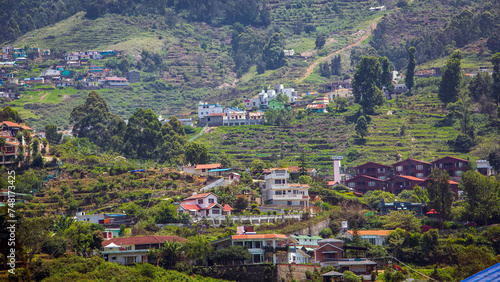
left=354, top=162, right=391, bottom=180
left=23, top=77, right=45, bottom=84
left=177, top=192, right=232, bottom=218
left=0, top=121, right=33, bottom=164
left=345, top=175, right=385, bottom=194
left=198, top=113, right=225, bottom=127
left=65, top=52, right=80, bottom=61
left=386, top=175, right=424, bottom=195
left=476, top=160, right=494, bottom=176
left=41, top=69, right=61, bottom=78
left=102, top=235, right=186, bottom=265
left=392, top=158, right=431, bottom=178
left=182, top=163, right=222, bottom=176
left=100, top=77, right=129, bottom=88
left=211, top=228, right=288, bottom=264
left=90, top=65, right=104, bottom=73
left=431, top=156, right=469, bottom=179
left=314, top=238, right=377, bottom=275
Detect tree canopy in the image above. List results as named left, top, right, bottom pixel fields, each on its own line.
left=353, top=57, right=385, bottom=114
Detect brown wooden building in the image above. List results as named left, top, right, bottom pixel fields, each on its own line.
left=386, top=175, right=425, bottom=195
left=345, top=175, right=385, bottom=194
left=392, top=158, right=432, bottom=178
left=431, top=156, right=469, bottom=180
left=354, top=162, right=391, bottom=180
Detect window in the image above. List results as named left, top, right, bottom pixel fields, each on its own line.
left=198, top=199, right=203, bottom=204
left=459, top=162, right=463, bottom=168
left=287, top=201, right=292, bottom=205
left=348, top=182, right=355, bottom=188
left=368, top=181, right=376, bottom=187
left=396, top=166, right=403, bottom=171
left=275, top=180, right=282, bottom=184
left=416, top=173, right=424, bottom=178
left=275, top=190, right=283, bottom=195
left=212, top=209, right=220, bottom=214
left=416, top=165, right=423, bottom=170
left=368, top=238, right=376, bottom=245
left=456, top=170, right=462, bottom=176
left=208, top=198, right=214, bottom=204
left=202, top=169, right=206, bottom=172
left=378, top=176, right=386, bottom=180
left=255, top=241, right=261, bottom=248
left=378, top=168, right=385, bottom=173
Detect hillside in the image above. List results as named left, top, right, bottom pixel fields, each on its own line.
left=198, top=82, right=476, bottom=173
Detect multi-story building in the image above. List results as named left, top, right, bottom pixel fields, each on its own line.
left=198, top=102, right=224, bottom=119
left=354, top=162, right=391, bottom=180
left=386, top=175, right=424, bottom=195
left=211, top=226, right=289, bottom=264
left=102, top=235, right=186, bottom=265
left=392, top=158, right=432, bottom=178
left=314, top=238, right=377, bottom=274
left=431, top=156, right=469, bottom=180
left=345, top=175, right=385, bottom=194
left=261, top=168, right=310, bottom=207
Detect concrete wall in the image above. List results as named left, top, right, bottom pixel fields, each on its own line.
left=276, top=263, right=321, bottom=282
left=296, top=219, right=330, bottom=236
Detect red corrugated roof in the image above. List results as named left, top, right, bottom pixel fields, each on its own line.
left=232, top=234, right=287, bottom=240
left=103, top=235, right=186, bottom=247
left=449, top=180, right=459, bottom=185
left=327, top=181, right=338, bottom=186
left=392, top=158, right=431, bottom=166
left=205, top=203, right=217, bottom=209
left=184, top=193, right=212, bottom=200
left=306, top=104, right=326, bottom=109
left=195, top=164, right=222, bottom=170
left=354, top=162, right=391, bottom=169
left=223, top=204, right=232, bottom=211
left=391, top=175, right=424, bottom=181
left=431, top=156, right=469, bottom=163
left=180, top=204, right=201, bottom=211
left=209, top=113, right=226, bottom=117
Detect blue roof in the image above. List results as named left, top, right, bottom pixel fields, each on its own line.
left=104, top=213, right=127, bottom=217
left=462, top=262, right=500, bottom=282
left=207, top=168, right=232, bottom=172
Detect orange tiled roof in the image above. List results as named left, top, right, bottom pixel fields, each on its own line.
left=223, top=204, right=232, bottom=211
left=232, top=234, right=287, bottom=240
left=2, top=121, right=23, bottom=127
left=347, top=230, right=393, bottom=236
left=327, top=181, right=338, bottom=186
left=194, top=164, right=222, bottom=170
left=286, top=166, right=315, bottom=172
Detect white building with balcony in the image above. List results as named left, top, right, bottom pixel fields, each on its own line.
left=261, top=168, right=310, bottom=207
left=198, top=102, right=224, bottom=119
left=211, top=226, right=289, bottom=264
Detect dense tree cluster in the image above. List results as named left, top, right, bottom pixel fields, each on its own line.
left=370, top=2, right=500, bottom=69
left=319, top=55, right=342, bottom=78
left=69, top=91, right=206, bottom=164
left=0, top=0, right=271, bottom=43
left=352, top=56, right=385, bottom=114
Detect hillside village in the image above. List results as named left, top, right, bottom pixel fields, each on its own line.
left=1, top=0, right=500, bottom=281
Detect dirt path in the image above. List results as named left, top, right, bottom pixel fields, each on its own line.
left=39, top=92, right=48, bottom=101
left=297, top=16, right=383, bottom=83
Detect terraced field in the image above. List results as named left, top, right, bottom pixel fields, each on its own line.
left=198, top=89, right=469, bottom=174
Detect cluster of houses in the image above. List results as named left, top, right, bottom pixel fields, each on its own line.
left=100, top=223, right=383, bottom=280
left=0, top=120, right=47, bottom=165
left=0, top=46, right=140, bottom=95
left=344, top=156, right=494, bottom=196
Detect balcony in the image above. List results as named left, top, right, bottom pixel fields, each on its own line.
left=272, top=194, right=307, bottom=200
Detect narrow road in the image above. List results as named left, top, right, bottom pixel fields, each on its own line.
left=188, top=124, right=209, bottom=142
left=297, top=16, right=383, bottom=83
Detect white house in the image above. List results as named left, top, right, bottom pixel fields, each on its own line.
left=261, top=168, right=310, bottom=207
left=198, top=102, right=224, bottom=119
left=177, top=192, right=232, bottom=218
left=65, top=52, right=80, bottom=61
left=211, top=227, right=289, bottom=264
left=345, top=230, right=393, bottom=246
left=102, top=235, right=187, bottom=265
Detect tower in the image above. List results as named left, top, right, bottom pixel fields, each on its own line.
left=332, top=156, right=343, bottom=182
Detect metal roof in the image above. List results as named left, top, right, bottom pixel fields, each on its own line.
left=462, top=262, right=500, bottom=282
